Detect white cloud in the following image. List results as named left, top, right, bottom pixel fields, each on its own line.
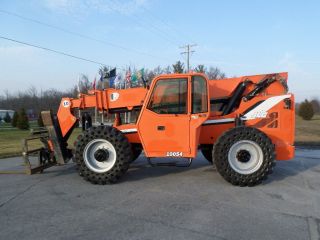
left=42, top=0, right=89, bottom=17
left=277, top=52, right=320, bottom=101
left=90, top=0, right=148, bottom=15
left=278, top=52, right=296, bottom=70
left=44, top=0, right=79, bottom=14
left=277, top=52, right=314, bottom=79
left=0, top=46, right=36, bottom=56
left=43, top=0, right=149, bottom=16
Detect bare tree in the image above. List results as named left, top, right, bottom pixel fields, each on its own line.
left=310, top=98, right=320, bottom=113
left=195, top=64, right=206, bottom=73
left=172, top=61, right=185, bottom=73
left=164, top=65, right=172, bottom=74
left=79, top=74, right=91, bottom=93
left=206, top=67, right=226, bottom=79
left=27, top=86, right=38, bottom=97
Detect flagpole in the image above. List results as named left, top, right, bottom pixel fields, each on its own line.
left=124, top=69, right=127, bottom=124
left=93, top=74, right=97, bottom=126
left=78, top=74, right=82, bottom=128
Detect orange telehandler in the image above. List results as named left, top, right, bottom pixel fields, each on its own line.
left=22, top=72, right=295, bottom=186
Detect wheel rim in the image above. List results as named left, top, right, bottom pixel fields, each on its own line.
left=83, top=139, right=117, bottom=173
left=228, top=140, right=263, bottom=175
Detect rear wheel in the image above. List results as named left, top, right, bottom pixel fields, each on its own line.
left=74, top=126, right=132, bottom=184
left=213, top=126, right=275, bottom=186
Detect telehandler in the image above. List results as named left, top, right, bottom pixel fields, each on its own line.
left=22, top=72, right=295, bottom=186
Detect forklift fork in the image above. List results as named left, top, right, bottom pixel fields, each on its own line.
left=21, top=111, right=71, bottom=175
left=22, top=129, right=56, bottom=175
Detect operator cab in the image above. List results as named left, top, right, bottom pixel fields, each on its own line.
left=137, top=73, right=210, bottom=158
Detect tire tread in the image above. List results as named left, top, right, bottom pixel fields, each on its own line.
left=74, top=126, right=132, bottom=184
left=213, top=126, right=275, bottom=186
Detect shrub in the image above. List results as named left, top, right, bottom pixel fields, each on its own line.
left=11, top=111, right=18, bottom=127
left=17, top=108, right=30, bottom=130
left=298, top=99, right=314, bottom=120
left=3, top=112, right=12, bottom=123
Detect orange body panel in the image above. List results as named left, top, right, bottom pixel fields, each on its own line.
left=138, top=109, right=191, bottom=156
left=199, top=93, right=295, bottom=160
left=105, top=88, right=147, bottom=109
left=208, top=72, right=288, bottom=99
left=56, top=88, right=147, bottom=137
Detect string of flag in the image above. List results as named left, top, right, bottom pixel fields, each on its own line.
left=91, top=67, right=147, bottom=90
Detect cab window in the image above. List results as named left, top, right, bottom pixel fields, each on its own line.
left=192, top=76, right=208, bottom=113
left=147, top=78, right=187, bottom=114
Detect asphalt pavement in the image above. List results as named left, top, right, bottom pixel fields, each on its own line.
left=0, top=148, right=320, bottom=240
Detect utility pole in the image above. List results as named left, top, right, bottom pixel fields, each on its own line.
left=180, top=44, right=197, bottom=72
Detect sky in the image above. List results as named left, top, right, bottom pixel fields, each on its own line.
left=0, top=0, right=320, bottom=102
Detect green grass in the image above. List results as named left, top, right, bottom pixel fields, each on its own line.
left=0, top=121, right=38, bottom=129
left=0, top=129, right=34, bottom=158
left=295, top=114, right=320, bottom=145
left=0, top=125, right=81, bottom=159
left=0, top=115, right=319, bottom=159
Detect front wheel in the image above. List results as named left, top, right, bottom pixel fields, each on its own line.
left=213, top=126, right=275, bottom=186
left=74, top=126, right=132, bottom=184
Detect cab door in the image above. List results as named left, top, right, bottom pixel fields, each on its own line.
left=189, top=75, right=210, bottom=156
left=137, top=77, right=190, bottom=157
left=137, top=75, right=209, bottom=158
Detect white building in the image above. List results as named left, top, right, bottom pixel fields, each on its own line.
left=0, top=110, right=15, bottom=119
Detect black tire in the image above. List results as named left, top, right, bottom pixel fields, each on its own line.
left=74, top=126, right=132, bottom=184
left=213, top=126, right=275, bottom=186
left=201, top=145, right=213, bottom=163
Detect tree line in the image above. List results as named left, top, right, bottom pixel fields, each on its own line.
left=1, top=60, right=318, bottom=125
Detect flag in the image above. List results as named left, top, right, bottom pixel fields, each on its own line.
left=92, top=77, right=96, bottom=90
left=131, top=72, right=138, bottom=87
left=77, top=75, right=81, bottom=93
left=138, top=68, right=147, bottom=87
left=125, top=67, right=131, bottom=88
left=105, top=68, right=116, bottom=78
left=135, top=68, right=146, bottom=87
left=107, top=68, right=117, bottom=88
left=137, top=68, right=144, bottom=80
left=114, top=75, right=121, bottom=89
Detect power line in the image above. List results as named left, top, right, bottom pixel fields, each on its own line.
left=0, top=36, right=157, bottom=73
left=0, top=35, right=108, bottom=66
left=180, top=44, right=197, bottom=72
left=0, top=9, right=171, bottom=62
left=107, top=0, right=181, bottom=47
left=140, top=5, right=196, bottom=45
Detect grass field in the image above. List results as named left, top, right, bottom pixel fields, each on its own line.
left=0, top=122, right=81, bottom=158
left=295, top=114, right=320, bottom=145
left=0, top=116, right=319, bottom=158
